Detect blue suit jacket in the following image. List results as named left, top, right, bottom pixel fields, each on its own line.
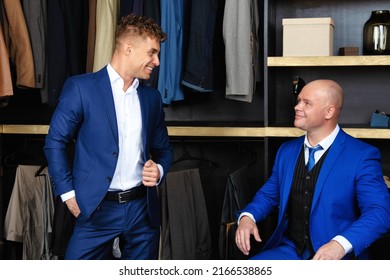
left=44, top=66, right=173, bottom=227
left=242, top=129, right=390, bottom=257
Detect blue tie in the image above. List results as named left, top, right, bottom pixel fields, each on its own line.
left=307, top=145, right=323, bottom=172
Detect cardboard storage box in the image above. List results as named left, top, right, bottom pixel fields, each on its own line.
left=282, top=17, right=334, bottom=56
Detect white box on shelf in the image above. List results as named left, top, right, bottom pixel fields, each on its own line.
left=282, top=17, right=334, bottom=56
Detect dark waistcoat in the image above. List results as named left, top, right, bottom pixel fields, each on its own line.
left=287, top=146, right=329, bottom=256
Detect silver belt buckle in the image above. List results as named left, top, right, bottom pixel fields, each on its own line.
left=118, top=191, right=127, bottom=203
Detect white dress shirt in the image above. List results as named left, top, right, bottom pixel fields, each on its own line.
left=107, top=64, right=143, bottom=191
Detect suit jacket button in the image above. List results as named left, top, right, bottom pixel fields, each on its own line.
left=106, top=176, right=112, bottom=182
left=112, top=152, right=118, bottom=157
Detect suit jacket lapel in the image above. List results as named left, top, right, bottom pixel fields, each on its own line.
left=137, top=86, right=161, bottom=227
left=94, top=67, right=118, bottom=143
left=312, top=129, right=346, bottom=207
left=137, top=85, right=149, bottom=158
left=280, top=138, right=304, bottom=216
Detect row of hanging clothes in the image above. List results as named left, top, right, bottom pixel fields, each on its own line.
left=0, top=136, right=74, bottom=260
left=160, top=140, right=263, bottom=260
left=1, top=0, right=261, bottom=108
left=1, top=137, right=264, bottom=260
left=1, top=136, right=49, bottom=259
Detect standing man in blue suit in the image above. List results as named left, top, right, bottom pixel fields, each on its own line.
left=235, top=79, right=390, bottom=260
left=44, top=14, right=173, bottom=260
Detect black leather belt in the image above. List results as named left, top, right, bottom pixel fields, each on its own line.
left=104, top=186, right=146, bottom=203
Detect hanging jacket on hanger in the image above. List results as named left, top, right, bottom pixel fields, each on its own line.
left=4, top=165, right=55, bottom=260
left=159, top=168, right=212, bottom=259
left=219, top=153, right=260, bottom=259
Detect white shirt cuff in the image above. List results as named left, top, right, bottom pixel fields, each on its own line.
left=238, top=212, right=256, bottom=224
left=156, top=164, right=164, bottom=186
left=332, top=235, right=353, bottom=254
left=60, top=190, right=75, bottom=202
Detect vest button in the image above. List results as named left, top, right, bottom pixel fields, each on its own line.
left=306, top=175, right=310, bottom=180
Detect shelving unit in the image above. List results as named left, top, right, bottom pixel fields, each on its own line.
left=264, top=1, right=390, bottom=126
left=261, top=0, right=390, bottom=259
left=263, top=0, right=390, bottom=175
left=268, top=55, right=390, bottom=67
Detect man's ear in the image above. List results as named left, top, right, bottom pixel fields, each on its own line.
left=325, top=105, right=336, bottom=120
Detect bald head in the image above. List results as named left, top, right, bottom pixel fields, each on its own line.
left=305, top=79, right=344, bottom=117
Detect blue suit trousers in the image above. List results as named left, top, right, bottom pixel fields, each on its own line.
left=65, top=196, right=159, bottom=260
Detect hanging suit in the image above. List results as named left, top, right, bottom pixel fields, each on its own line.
left=46, top=0, right=89, bottom=106
left=158, top=0, right=187, bottom=104
left=159, top=168, right=212, bottom=259
left=4, top=165, right=55, bottom=260
left=223, top=0, right=260, bottom=102
left=219, top=158, right=260, bottom=259
left=21, top=0, right=47, bottom=89
left=92, top=0, right=120, bottom=72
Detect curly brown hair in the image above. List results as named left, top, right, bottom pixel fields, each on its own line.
left=115, top=13, right=167, bottom=42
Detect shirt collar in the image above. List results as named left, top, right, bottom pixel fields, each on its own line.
left=106, top=64, right=139, bottom=92
left=304, top=124, right=340, bottom=151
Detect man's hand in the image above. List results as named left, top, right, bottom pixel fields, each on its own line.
left=142, top=159, right=160, bottom=187
left=235, top=216, right=262, bottom=255
left=312, top=240, right=346, bottom=260
left=65, top=196, right=81, bottom=218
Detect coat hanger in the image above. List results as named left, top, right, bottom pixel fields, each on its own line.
left=3, top=139, right=34, bottom=168
left=3, top=137, right=46, bottom=168
left=227, top=144, right=257, bottom=174
left=172, top=141, right=218, bottom=168
left=35, top=164, right=47, bottom=177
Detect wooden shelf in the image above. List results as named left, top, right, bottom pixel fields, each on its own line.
left=1, top=125, right=389, bottom=139
left=268, top=55, right=390, bottom=67
left=1, top=124, right=50, bottom=134
left=167, top=126, right=265, bottom=137
left=342, top=128, right=390, bottom=139
left=265, top=127, right=390, bottom=139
